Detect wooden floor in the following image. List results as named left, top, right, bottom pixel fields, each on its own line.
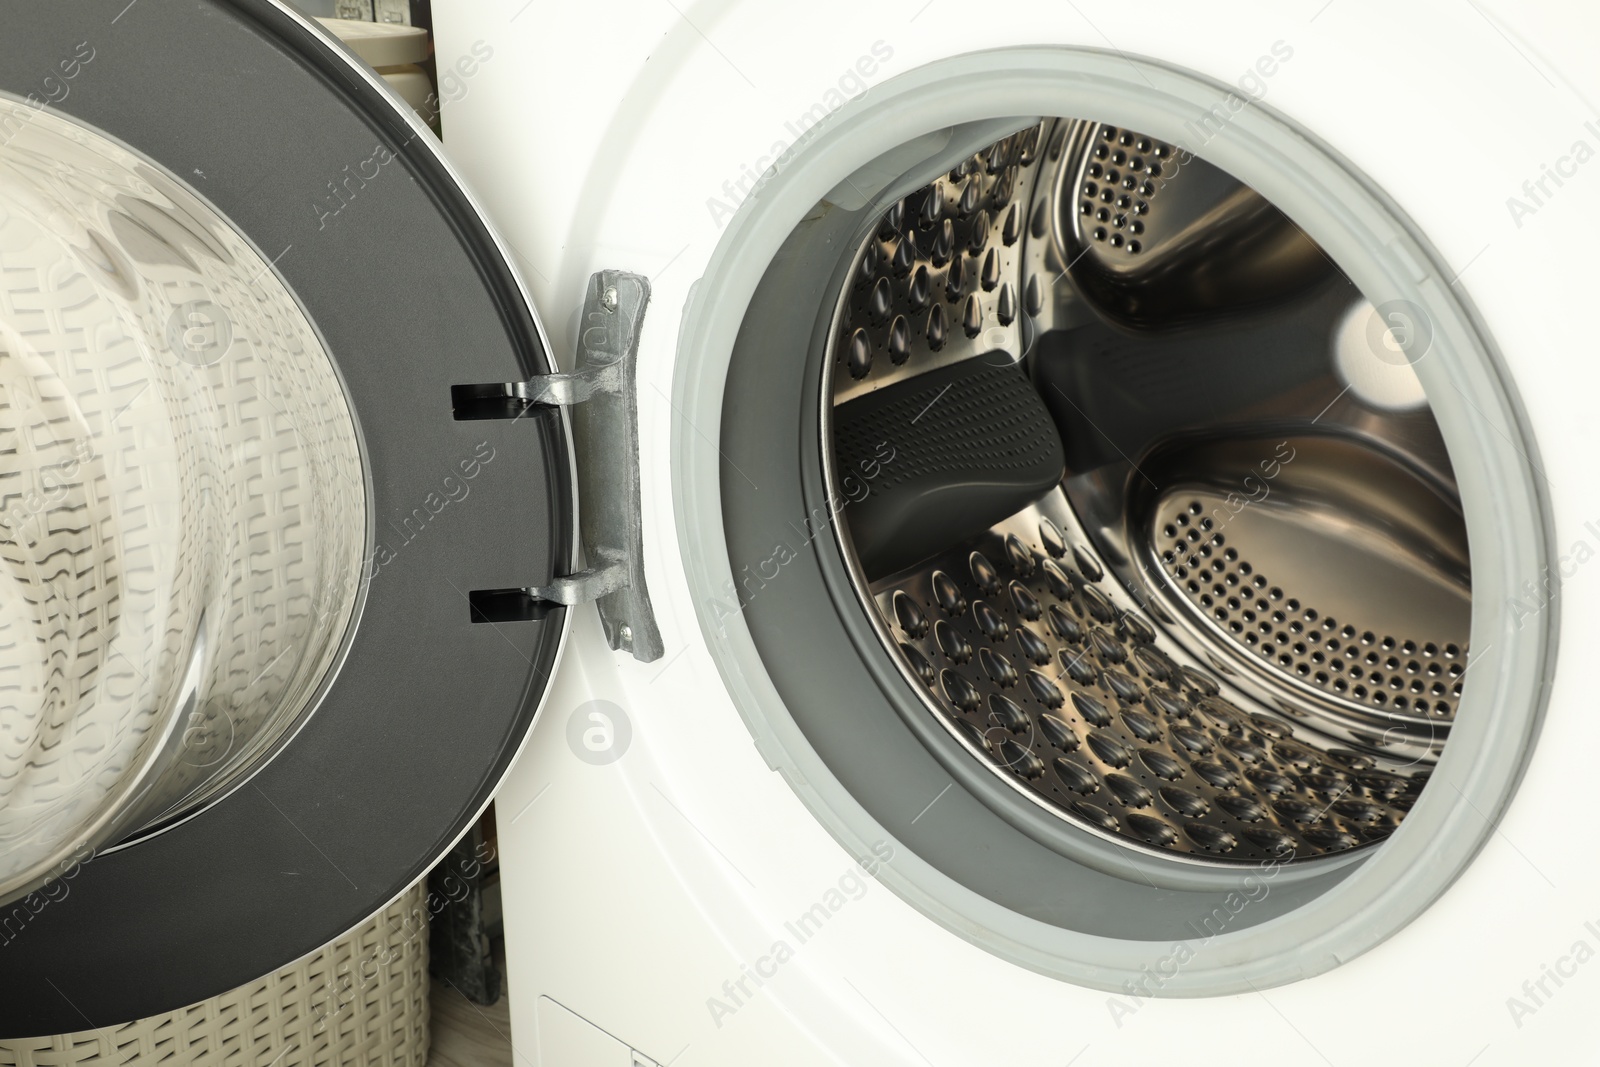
left=427, top=978, right=514, bottom=1067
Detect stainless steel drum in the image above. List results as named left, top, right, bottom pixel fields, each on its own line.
left=0, top=96, right=366, bottom=904
left=823, top=120, right=1466, bottom=864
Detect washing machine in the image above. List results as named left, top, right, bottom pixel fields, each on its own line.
left=429, top=1, right=1597, bottom=1064
left=0, top=1, right=1595, bottom=1065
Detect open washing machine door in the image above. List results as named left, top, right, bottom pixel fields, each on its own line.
left=0, top=0, right=636, bottom=1035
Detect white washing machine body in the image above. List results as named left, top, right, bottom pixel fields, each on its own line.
left=433, top=3, right=1600, bottom=1065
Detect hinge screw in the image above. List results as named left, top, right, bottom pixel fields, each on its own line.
left=618, top=624, right=634, bottom=651
left=602, top=286, right=619, bottom=312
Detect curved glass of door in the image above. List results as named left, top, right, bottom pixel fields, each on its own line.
left=0, top=96, right=367, bottom=904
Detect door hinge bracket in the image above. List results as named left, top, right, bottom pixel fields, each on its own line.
left=530, top=548, right=626, bottom=606
left=513, top=359, right=620, bottom=408
left=521, top=271, right=662, bottom=661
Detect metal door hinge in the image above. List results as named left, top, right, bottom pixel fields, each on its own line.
left=455, top=271, right=662, bottom=661
left=544, top=271, right=661, bottom=660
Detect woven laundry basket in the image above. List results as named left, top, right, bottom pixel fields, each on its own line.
left=0, top=882, right=430, bottom=1067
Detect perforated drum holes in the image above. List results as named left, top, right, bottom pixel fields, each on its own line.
left=823, top=120, right=1464, bottom=865
left=830, top=125, right=1039, bottom=406
left=860, top=496, right=1425, bottom=863
left=1155, top=497, right=1466, bottom=719
left=1074, top=124, right=1170, bottom=256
